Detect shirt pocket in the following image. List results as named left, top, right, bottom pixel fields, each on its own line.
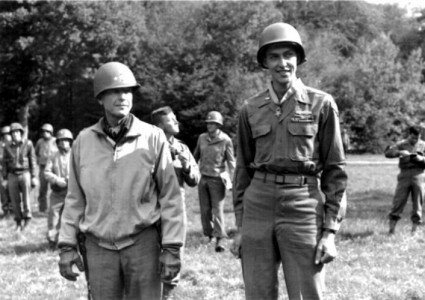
left=252, top=124, right=272, bottom=163
left=287, top=122, right=317, bottom=161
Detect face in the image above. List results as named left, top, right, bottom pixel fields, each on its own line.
left=41, top=130, right=52, bottom=139
left=159, top=112, right=180, bottom=136
left=408, top=133, right=420, bottom=145
left=57, top=139, right=71, bottom=152
left=206, top=122, right=219, bottom=134
left=264, top=44, right=298, bottom=89
left=2, top=133, right=11, bottom=142
left=11, top=130, right=22, bottom=143
left=98, top=87, right=133, bottom=121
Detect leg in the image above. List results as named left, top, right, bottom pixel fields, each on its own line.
left=241, top=178, right=280, bottom=300
left=410, top=173, right=424, bottom=225
left=198, top=176, right=213, bottom=238
left=8, top=174, right=23, bottom=223
left=0, top=180, right=11, bottom=215
left=121, top=226, right=161, bottom=300
left=47, top=192, right=64, bottom=244
left=388, top=172, right=411, bottom=231
left=209, top=177, right=227, bottom=239
left=85, top=237, right=124, bottom=300
left=38, top=164, right=48, bottom=212
left=20, top=172, right=32, bottom=221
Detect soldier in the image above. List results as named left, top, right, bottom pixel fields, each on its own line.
left=231, top=23, right=347, bottom=299
left=0, top=126, right=12, bottom=218
left=193, top=111, right=236, bottom=252
left=44, top=129, right=73, bottom=249
left=385, top=125, right=425, bottom=234
left=35, top=123, right=58, bottom=213
left=2, top=123, right=38, bottom=231
left=58, top=62, right=185, bottom=300
left=151, top=106, right=200, bottom=299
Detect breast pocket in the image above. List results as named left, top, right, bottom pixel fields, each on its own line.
left=252, top=124, right=273, bottom=163
left=287, top=122, right=317, bottom=161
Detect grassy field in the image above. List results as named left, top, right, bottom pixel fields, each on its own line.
left=1, top=154, right=424, bottom=300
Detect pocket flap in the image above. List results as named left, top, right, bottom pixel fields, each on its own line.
left=288, top=123, right=317, bottom=137
left=252, top=124, right=271, bottom=139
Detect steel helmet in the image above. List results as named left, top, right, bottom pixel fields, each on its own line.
left=56, top=129, right=73, bottom=142
left=257, top=22, right=306, bottom=68
left=1, top=126, right=10, bottom=135
left=41, top=123, right=54, bottom=133
left=10, top=122, right=24, bottom=133
left=93, top=62, right=139, bottom=98
left=205, top=111, right=223, bottom=126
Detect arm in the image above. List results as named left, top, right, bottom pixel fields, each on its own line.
left=27, top=141, right=37, bottom=179
left=44, top=155, right=67, bottom=188
left=225, top=137, right=236, bottom=178
left=384, top=142, right=407, bottom=158
left=193, top=136, right=201, bottom=162
left=179, top=144, right=200, bottom=187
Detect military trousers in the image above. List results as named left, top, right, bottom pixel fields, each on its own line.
left=0, top=178, right=11, bottom=214
left=389, top=168, right=424, bottom=224
left=38, top=164, right=49, bottom=212
left=46, top=191, right=65, bottom=244
left=241, top=174, right=325, bottom=300
left=85, top=225, right=161, bottom=300
left=198, top=175, right=228, bottom=238
left=8, top=172, right=32, bottom=222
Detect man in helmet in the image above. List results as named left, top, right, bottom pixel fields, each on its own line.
left=231, top=22, right=347, bottom=299
left=151, top=106, right=200, bottom=299
left=35, top=123, right=58, bottom=213
left=193, top=111, right=236, bottom=253
left=58, top=62, right=185, bottom=300
left=44, top=129, right=73, bottom=249
left=0, top=126, right=12, bottom=218
left=2, top=122, right=38, bottom=231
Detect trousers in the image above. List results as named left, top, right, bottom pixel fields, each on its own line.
left=85, top=226, right=161, bottom=300
left=198, top=175, right=227, bottom=238
left=38, top=164, right=49, bottom=212
left=389, top=168, right=424, bottom=224
left=241, top=174, right=325, bottom=300
left=47, top=191, right=65, bottom=243
left=8, top=172, right=32, bottom=222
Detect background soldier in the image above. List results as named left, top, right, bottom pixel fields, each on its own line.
left=385, top=125, right=425, bottom=234
left=58, top=62, right=185, bottom=300
left=151, top=106, right=200, bottom=299
left=0, top=125, right=12, bottom=218
left=2, top=122, right=38, bottom=231
left=193, top=111, right=235, bottom=252
left=35, top=123, right=57, bottom=213
left=44, top=129, right=73, bottom=249
left=231, top=22, right=347, bottom=299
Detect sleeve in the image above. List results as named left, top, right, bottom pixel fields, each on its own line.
left=319, top=96, right=348, bottom=232
left=44, top=155, right=60, bottom=185
left=34, top=140, right=40, bottom=163
left=232, top=106, right=255, bottom=228
left=27, top=141, right=37, bottom=178
left=2, top=147, right=9, bottom=180
left=193, top=136, right=201, bottom=162
left=154, top=130, right=186, bottom=247
left=58, top=137, right=86, bottom=246
left=181, top=144, right=200, bottom=187
left=384, top=141, right=403, bottom=158
left=225, top=137, right=236, bottom=177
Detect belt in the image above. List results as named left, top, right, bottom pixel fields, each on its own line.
left=254, top=171, right=318, bottom=186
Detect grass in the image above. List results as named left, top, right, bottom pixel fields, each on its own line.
left=1, top=154, right=424, bottom=299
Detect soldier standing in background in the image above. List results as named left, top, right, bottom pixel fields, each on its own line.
left=2, top=123, right=38, bottom=231
left=385, top=125, right=425, bottom=234
left=231, top=22, right=347, bottom=299
left=44, top=129, right=73, bottom=249
left=58, top=62, right=185, bottom=300
left=193, top=111, right=236, bottom=253
left=35, top=123, right=57, bottom=213
left=0, top=126, right=12, bottom=218
left=151, top=106, right=200, bottom=300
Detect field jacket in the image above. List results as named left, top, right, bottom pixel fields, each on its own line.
left=233, top=78, right=347, bottom=231
left=2, top=139, right=37, bottom=178
left=59, top=115, right=185, bottom=248
left=385, top=139, right=425, bottom=170
left=44, top=150, right=71, bottom=196
left=35, top=137, right=57, bottom=166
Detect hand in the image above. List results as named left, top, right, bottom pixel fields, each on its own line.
left=399, top=150, right=410, bottom=157
left=55, top=177, right=67, bottom=188
left=410, top=154, right=424, bottom=163
left=314, top=231, right=337, bottom=265
left=230, top=231, right=242, bottom=259
left=1, top=179, right=7, bottom=189
left=58, top=247, right=84, bottom=281
left=159, top=247, right=181, bottom=282
left=31, top=178, right=38, bottom=189
left=178, top=153, right=190, bottom=171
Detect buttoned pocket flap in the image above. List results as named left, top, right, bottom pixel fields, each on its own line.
left=252, top=124, right=271, bottom=139
left=288, top=123, right=317, bottom=137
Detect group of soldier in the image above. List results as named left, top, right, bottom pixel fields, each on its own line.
left=3, top=22, right=349, bottom=300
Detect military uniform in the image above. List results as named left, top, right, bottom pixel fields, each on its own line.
left=385, top=139, right=425, bottom=225
left=0, top=139, right=12, bottom=215
left=234, top=78, right=347, bottom=299
left=194, top=130, right=235, bottom=239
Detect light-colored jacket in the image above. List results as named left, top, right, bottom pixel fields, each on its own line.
left=58, top=115, right=185, bottom=248
left=35, top=137, right=57, bottom=166
left=44, top=150, right=71, bottom=197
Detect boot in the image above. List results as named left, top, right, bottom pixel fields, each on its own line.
left=21, top=218, right=30, bottom=231
left=389, top=219, right=397, bottom=234
left=15, top=221, right=22, bottom=232
left=412, top=223, right=418, bottom=234
left=215, top=237, right=226, bottom=252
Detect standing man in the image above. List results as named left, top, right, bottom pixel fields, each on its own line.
left=2, top=122, right=38, bottom=231
left=385, top=125, right=425, bottom=234
left=44, top=129, right=73, bottom=249
left=231, top=22, right=347, bottom=300
left=58, top=62, right=185, bottom=300
left=193, top=111, right=235, bottom=252
left=0, top=126, right=12, bottom=218
left=35, top=123, right=57, bottom=213
left=151, top=106, right=200, bottom=299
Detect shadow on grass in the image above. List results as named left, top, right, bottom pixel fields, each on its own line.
left=347, top=190, right=393, bottom=219
left=0, top=241, right=52, bottom=255
left=339, top=230, right=374, bottom=241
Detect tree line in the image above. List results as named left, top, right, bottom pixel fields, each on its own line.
left=1, top=0, right=425, bottom=152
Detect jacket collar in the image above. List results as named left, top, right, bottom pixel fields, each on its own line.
left=91, top=114, right=143, bottom=139
left=257, top=78, right=310, bottom=108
